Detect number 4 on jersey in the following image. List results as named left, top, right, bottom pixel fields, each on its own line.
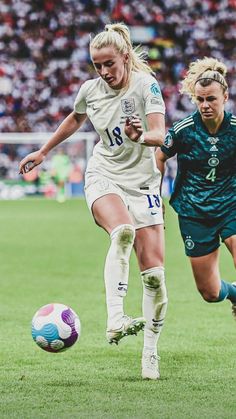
left=206, top=168, right=216, bottom=182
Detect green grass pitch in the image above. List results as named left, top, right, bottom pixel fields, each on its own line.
left=0, top=198, right=235, bottom=418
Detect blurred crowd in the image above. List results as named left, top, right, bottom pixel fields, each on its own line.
left=112, top=0, right=236, bottom=122
left=0, top=0, right=236, bottom=195
left=0, top=0, right=115, bottom=133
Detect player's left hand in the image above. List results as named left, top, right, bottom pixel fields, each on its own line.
left=124, top=114, right=143, bottom=142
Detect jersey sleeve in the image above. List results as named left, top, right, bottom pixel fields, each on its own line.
left=142, top=75, right=165, bottom=115
left=74, top=82, right=87, bottom=114
left=161, top=127, right=178, bottom=157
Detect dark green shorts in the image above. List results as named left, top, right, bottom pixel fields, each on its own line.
left=178, top=215, right=236, bottom=257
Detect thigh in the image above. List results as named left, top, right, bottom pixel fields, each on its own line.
left=221, top=217, right=236, bottom=265
left=224, top=235, right=236, bottom=267
left=84, top=174, right=133, bottom=233
left=134, top=224, right=165, bottom=271
left=189, top=249, right=221, bottom=295
left=92, top=194, right=133, bottom=234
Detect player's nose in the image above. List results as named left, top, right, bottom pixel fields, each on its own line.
left=100, top=65, right=108, bottom=77
left=202, top=100, right=210, bottom=108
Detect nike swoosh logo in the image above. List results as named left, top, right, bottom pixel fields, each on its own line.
left=151, top=211, right=158, bottom=215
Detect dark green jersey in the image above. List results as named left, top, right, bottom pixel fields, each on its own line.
left=161, top=111, right=236, bottom=218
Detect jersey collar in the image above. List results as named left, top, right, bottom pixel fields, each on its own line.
left=194, top=110, right=231, bottom=134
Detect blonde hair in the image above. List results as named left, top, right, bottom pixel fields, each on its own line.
left=90, top=22, right=152, bottom=81
left=180, top=57, right=228, bottom=99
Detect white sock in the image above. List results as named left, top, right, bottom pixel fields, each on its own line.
left=141, top=267, right=168, bottom=353
left=104, top=224, right=135, bottom=331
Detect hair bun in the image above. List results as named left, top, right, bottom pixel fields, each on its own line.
left=212, top=65, right=227, bottom=77
left=203, top=59, right=227, bottom=77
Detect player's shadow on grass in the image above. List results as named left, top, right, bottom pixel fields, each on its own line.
left=115, top=375, right=169, bottom=382
left=45, top=380, right=88, bottom=387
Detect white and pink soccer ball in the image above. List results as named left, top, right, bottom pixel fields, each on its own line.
left=31, top=303, right=81, bottom=353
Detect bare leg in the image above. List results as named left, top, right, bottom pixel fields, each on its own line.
left=189, top=249, right=221, bottom=301
left=224, top=235, right=236, bottom=268
left=92, top=193, right=133, bottom=233
left=189, top=243, right=236, bottom=321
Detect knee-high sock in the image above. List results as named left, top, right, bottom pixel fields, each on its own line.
left=104, top=224, right=135, bottom=330
left=141, top=266, right=168, bottom=353
left=215, top=279, right=236, bottom=303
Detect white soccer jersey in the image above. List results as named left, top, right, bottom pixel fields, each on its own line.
left=74, top=71, right=165, bottom=189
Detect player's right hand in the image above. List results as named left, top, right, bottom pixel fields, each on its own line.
left=19, top=150, right=45, bottom=174
left=124, top=114, right=143, bottom=142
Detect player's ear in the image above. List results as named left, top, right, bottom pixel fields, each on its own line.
left=124, top=53, right=129, bottom=64
left=224, top=91, right=229, bottom=103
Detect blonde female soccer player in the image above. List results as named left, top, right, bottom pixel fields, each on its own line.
left=19, top=23, right=168, bottom=380
left=156, top=57, right=236, bottom=318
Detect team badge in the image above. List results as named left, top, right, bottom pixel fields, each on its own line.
left=208, top=157, right=219, bottom=167
left=121, top=98, right=135, bottom=115
left=164, top=132, right=173, bottom=148
left=185, top=236, right=195, bottom=250
left=150, top=83, right=161, bottom=96
left=97, top=179, right=110, bottom=191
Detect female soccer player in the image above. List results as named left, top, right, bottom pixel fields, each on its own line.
left=19, top=23, right=167, bottom=380
left=156, top=57, right=236, bottom=317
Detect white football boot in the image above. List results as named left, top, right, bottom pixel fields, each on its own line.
left=142, top=350, right=160, bottom=380
left=106, top=315, right=146, bottom=345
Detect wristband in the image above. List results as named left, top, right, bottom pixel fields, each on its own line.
left=136, top=134, right=145, bottom=144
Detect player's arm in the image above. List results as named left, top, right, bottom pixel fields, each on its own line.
left=124, top=112, right=165, bottom=147
left=155, top=148, right=170, bottom=193
left=19, top=111, right=87, bottom=174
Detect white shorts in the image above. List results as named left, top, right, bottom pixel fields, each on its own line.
left=84, top=174, right=163, bottom=229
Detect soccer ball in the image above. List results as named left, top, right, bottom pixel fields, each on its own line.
left=31, top=303, right=81, bottom=353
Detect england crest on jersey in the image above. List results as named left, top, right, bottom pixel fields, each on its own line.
left=121, top=98, right=135, bottom=115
